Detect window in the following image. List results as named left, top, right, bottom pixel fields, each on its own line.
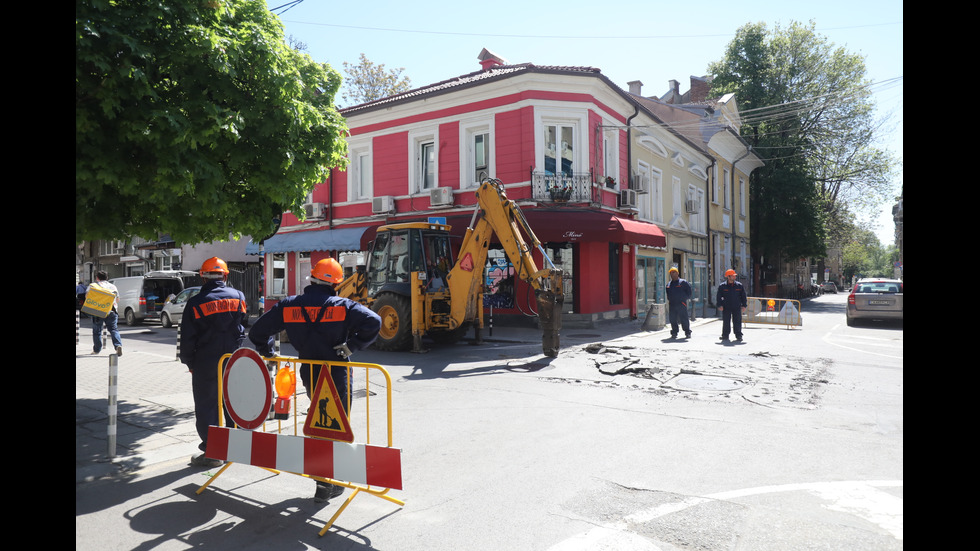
left=271, top=253, right=286, bottom=296
left=739, top=177, right=746, bottom=216
left=473, top=133, right=489, bottom=184
left=544, top=124, right=574, bottom=176
left=421, top=142, right=436, bottom=190
left=410, top=129, right=438, bottom=193
left=350, top=146, right=372, bottom=200
left=462, top=120, right=493, bottom=188
left=723, top=168, right=731, bottom=210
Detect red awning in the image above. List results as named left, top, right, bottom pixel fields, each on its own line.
left=520, top=210, right=666, bottom=248
left=359, top=210, right=666, bottom=250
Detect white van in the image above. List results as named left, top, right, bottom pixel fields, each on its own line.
left=111, top=270, right=203, bottom=326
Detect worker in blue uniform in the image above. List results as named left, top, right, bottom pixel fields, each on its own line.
left=665, top=266, right=693, bottom=339
left=716, top=269, right=747, bottom=342
left=249, top=257, right=381, bottom=502
left=179, top=257, right=248, bottom=467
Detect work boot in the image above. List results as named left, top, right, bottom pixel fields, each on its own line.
left=314, top=482, right=344, bottom=503
left=190, top=453, right=223, bottom=468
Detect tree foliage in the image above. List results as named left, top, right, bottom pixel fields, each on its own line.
left=76, top=0, right=348, bottom=245
left=708, top=21, right=896, bottom=260
left=340, top=53, right=412, bottom=106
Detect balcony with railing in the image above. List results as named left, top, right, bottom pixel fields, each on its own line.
left=531, top=171, right=594, bottom=204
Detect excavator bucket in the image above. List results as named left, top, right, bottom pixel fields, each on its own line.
left=535, top=289, right=563, bottom=357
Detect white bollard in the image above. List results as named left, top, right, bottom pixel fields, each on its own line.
left=107, top=354, right=118, bottom=458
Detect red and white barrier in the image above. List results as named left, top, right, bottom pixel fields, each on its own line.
left=206, top=426, right=403, bottom=490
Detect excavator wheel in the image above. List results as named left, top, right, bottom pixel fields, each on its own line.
left=371, top=293, right=413, bottom=351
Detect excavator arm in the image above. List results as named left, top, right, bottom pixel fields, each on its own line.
left=445, top=179, right=564, bottom=357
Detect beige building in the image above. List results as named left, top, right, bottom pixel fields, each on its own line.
left=629, top=77, right=763, bottom=307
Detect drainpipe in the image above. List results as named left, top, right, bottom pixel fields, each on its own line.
left=705, top=159, right=716, bottom=307
left=328, top=168, right=334, bottom=229
left=731, top=146, right=752, bottom=281
left=625, top=105, right=639, bottom=319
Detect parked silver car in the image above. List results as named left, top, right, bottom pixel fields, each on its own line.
left=820, top=281, right=838, bottom=293
left=846, top=278, right=903, bottom=326
left=161, top=286, right=201, bottom=328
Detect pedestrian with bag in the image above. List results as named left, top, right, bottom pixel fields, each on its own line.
left=248, top=258, right=381, bottom=502
left=89, top=271, right=123, bottom=356
left=179, top=257, right=248, bottom=468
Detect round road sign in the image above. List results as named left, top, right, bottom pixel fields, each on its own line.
left=223, top=348, right=273, bottom=430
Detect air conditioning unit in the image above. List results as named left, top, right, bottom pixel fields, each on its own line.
left=685, top=199, right=700, bottom=214
left=429, top=186, right=454, bottom=207
left=619, top=189, right=638, bottom=210
left=633, top=174, right=650, bottom=194
left=372, top=195, right=395, bottom=214
left=303, top=202, right=326, bottom=219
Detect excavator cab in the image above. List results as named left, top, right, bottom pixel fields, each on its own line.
left=365, top=223, right=455, bottom=296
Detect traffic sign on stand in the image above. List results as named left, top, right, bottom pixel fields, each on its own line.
left=303, top=366, right=354, bottom=442
left=223, top=348, right=273, bottom=430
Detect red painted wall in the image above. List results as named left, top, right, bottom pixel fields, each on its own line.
left=439, top=121, right=459, bottom=189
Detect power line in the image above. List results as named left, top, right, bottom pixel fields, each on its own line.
left=282, top=19, right=902, bottom=41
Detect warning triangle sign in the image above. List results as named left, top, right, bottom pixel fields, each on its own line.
left=303, top=368, right=354, bottom=442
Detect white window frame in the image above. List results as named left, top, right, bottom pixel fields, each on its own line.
left=349, top=140, right=372, bottom=201
left=601, top=126, right=620, bottom=185
left=537, top=110, right=586, bottom=177
left=723, top=167, right=732, bottom=211
left=409, top=128, right=438, bottom=193
left=461, top=119, right=494, bottom=188
left=739, top=177, right=746, bottom=217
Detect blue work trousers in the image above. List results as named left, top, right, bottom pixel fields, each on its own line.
left=92, top=311, right=122, bottom=353
left=669, top=302, right=691, bottom=335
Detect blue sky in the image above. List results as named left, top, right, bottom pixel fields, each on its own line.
left=273, top=0, right=903, bottom=243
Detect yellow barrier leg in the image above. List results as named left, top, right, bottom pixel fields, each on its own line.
left=195, top=462, right=234, bottom=495
left=319, top=488, right=363, bottom=537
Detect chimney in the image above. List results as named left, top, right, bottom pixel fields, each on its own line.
left=627, top=80, right=643, bottom=95
left=478, top=48, right=507, bottom=70
left=669, top=79, right=681, bottom=104
left=689, top=76, right=711, bottom=103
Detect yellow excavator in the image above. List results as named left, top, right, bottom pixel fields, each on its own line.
left=335, top=178, right=564, bottom=357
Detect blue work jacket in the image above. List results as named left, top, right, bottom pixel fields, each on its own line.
left=716, top=280, right=747, bottom=309
left=666, top=278, right=692, bottom=305
left=248, top=284, right=381, bottom=361
left=179, top=280, right=247, bottom=374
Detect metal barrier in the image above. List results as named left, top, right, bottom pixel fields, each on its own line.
left=743, top=296, right=803, bottom=328
left=196, top=351, right=404, bottom=536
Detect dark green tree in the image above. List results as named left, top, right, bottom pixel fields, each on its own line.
left=709, top=21, right=896, bottom=264
left=76, top=0, right=348, bottom=245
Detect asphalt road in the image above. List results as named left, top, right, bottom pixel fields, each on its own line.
left=76, top=293, right=902, bottom=550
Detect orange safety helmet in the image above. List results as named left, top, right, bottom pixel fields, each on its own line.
left=200, top=257, right=229, bottom=279
left=311, top=258, right=344, bottom=284
left=725, top=269, right=738, bottom=278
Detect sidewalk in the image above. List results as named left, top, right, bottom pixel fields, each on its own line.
left=76, top=313, right=717, bottom=484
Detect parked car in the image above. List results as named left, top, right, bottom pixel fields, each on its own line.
left=161, top=286, right=202, bottom=328
left=846, top=278, right=903, bottom=326
left=111, top=270, right=204, bottom=326
left=820, top=281, right=838, bottom=293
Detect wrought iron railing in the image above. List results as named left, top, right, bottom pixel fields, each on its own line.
left=531, top=171, right=594, bottom=204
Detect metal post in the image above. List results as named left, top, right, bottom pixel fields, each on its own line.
left=176, top=322, right=181, bottom=361
left=107, top=354, right=118, bottom=458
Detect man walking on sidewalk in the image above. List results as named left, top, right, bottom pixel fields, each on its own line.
left=90, top=271, right=123, bottom=356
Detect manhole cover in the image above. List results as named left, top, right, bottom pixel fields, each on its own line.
left=672, top=374, right=744, bottom=391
